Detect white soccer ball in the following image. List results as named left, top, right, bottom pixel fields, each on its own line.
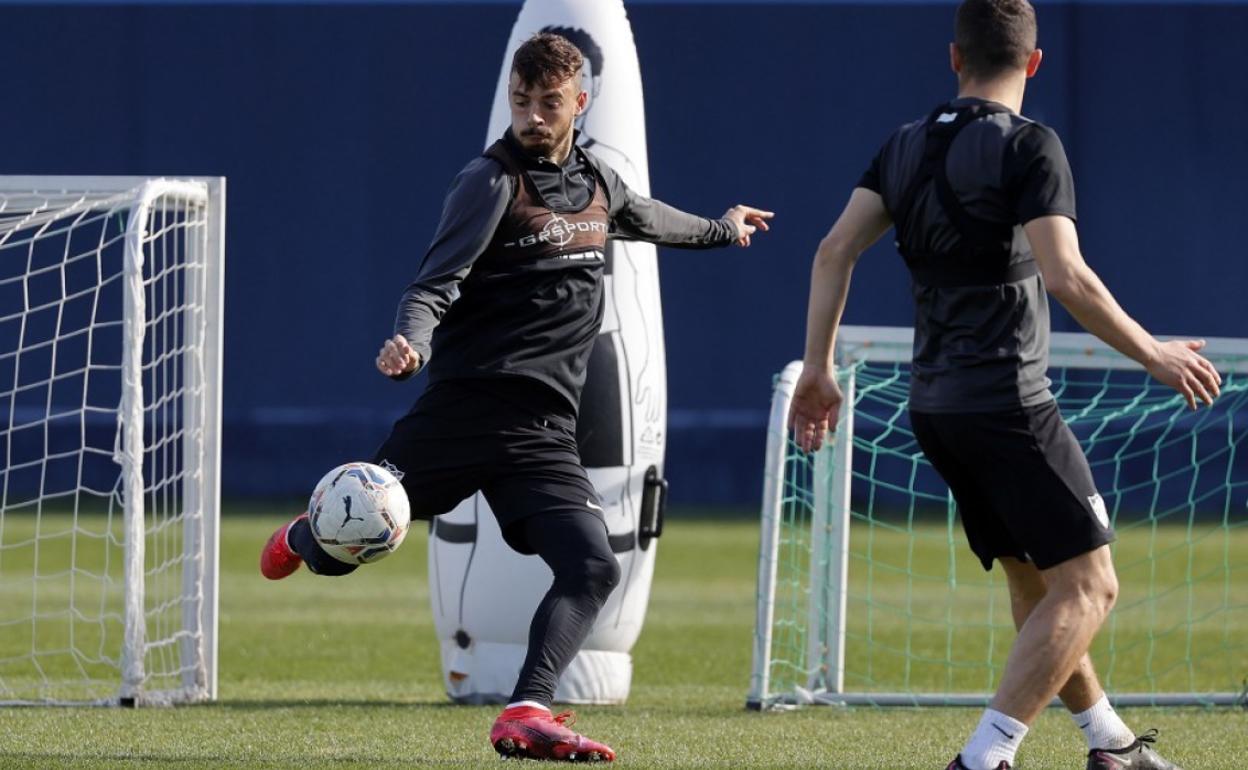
left=308, top=462, right=411, bottom=565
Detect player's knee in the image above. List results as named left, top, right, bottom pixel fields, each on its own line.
left=1082, top=555, right=1119, bottom=617
left=1051, top=568, right=1117, bottom=621
left=1098, top=568, right=1119, bottom=615
left=556, top=552, right=620, bottom=604
left=585, top=552, right=621, bottom=601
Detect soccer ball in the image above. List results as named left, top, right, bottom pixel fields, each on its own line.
left=308, top=462, right=411, bottom=565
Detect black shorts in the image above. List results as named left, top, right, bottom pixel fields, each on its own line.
left=370, top=378, right=602, bottom=555
left=910, top=399, right=1115, bottom=571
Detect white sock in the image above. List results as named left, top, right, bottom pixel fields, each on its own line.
left=504, top=700, right=549, bottom=712
left=961, top=709, right=1028, bottom=770
left=1071, top=694, right=1135, bottom=750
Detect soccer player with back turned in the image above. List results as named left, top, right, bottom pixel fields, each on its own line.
left=260, top=33, right=772, bottom=763
left=789, top=1, right=1219, bottom=768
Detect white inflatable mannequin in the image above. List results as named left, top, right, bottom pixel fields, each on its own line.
left=427, top=0, right=667, bottom=705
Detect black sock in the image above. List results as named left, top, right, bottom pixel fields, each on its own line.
left=288, top=516, right=359, bottom=577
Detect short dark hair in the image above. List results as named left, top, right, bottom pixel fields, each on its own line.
left=541, top=26, right=604, bottom=79
left=955, top=0, right=1037, bottom=81
left=511, top=32, right=584, bottom=90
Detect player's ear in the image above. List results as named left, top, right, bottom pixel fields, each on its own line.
left=1025, top=48, right=1043, bottom=78
left=575, top=88, right=588, bottom=115
left=950, top=42, right=962, bottom=76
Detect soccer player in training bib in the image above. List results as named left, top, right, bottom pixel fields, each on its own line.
left=788, top=2, right=1219, bottom=769
left=260, top=33, right=772, bottom=762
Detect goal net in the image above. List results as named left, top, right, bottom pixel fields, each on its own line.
left=749, top=326, right=1248, bottom=709
left=0, top=177, right=224, bottom=705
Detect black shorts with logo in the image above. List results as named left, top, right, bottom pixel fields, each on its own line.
left=371, top=378, right=602, bottom=555
left=910, top=399, right=1115, bottom=571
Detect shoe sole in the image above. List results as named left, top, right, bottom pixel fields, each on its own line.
left=493, top=737, right=610, bottom=762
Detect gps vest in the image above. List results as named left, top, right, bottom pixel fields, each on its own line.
left=481, top=139, right=610, bottom=262
left=892, top=101, right=1039, bottom=288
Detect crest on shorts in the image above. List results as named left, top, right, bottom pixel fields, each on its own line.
left=1088, top=493, right=1109, bottom=529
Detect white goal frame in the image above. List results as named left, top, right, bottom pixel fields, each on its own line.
left=748, top=325, right=1248, bottom=709
left=0, top=176, right=225, bottom=706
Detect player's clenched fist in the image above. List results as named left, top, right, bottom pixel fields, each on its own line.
left=376, top=334, right=421, bottom=377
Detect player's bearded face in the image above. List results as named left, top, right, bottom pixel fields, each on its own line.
left=509, top=72, right=583, bottom=159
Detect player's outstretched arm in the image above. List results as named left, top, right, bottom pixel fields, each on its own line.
left=583, top=151, right=767, bottom=249
left=1025, top=215, right=1222, bottom=409
left=790, top=188, right=892, bottom=452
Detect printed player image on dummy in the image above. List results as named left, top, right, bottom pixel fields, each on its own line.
left=427, top=0, right=668, bottom=704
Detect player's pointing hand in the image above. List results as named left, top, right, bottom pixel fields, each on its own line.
left=376, top=334, right=421, bottom=378
left=724, top=205, right=775, bottom=247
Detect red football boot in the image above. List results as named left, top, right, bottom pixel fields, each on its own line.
left=260, top=513, right=308, bottom=580
left=490, top=705, right=615, bottom=762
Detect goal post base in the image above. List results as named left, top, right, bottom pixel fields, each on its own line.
left=752, top=692, right=1247, bottom=710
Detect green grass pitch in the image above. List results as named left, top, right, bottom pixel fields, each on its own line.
left=0, top=510, right=1245, bottom=768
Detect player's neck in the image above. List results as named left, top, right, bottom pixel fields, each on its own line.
left=547, top=133, right=576, bottom=165
left=956, top=76, right=1026, bottom=114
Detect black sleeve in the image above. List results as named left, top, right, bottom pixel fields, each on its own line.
left=587, top=152, right=738, bottom=249
left=392, top=156, right=511, bottom=377
left=1004, top=122, right=1077, bottom=225
left=857, top=143, right=884, bottom=194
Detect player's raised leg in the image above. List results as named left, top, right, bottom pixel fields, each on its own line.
left=260, top=391, right=483, bottom=582
left=488, top=509, right=620, bottom=762
left=999, top=558, right=1183, bottom=770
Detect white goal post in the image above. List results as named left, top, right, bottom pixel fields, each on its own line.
left=749, top=325, right=1248, bottom=709
left=0, top=176, right=225, bottom=705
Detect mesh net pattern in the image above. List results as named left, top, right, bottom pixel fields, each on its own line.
left=758, top=349, right=1248, bottom=707
left=0, top=184, right=211, bottom=704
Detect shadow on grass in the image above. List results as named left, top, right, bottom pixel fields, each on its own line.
left=0, top=752, right=482, bottom=767
left=207, top=698, right=478, bottom=710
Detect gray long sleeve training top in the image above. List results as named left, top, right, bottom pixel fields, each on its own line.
left=392, top=131, right=738, bottom=409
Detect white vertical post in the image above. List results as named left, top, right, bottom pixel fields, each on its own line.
left=806, top=443, right=831, bottom=692
left=200, top=178, right=225, bottom=700
left=180, top=190, right=204, bottom=697
left=747, top=360, right=803, bottom=709
left=118, top=187, right=151, bottom=705
left=824, top=365, right=856, bottom=694
left=805, top=365, right=855, bottom=695
left=179, top=179, right=223, bottom=701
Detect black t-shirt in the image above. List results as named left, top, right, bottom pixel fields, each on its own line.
left=858, top=98, right=1077, bottom=413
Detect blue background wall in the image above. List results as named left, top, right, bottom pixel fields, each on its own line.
left=1, top=1, right=1243, bottom=504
